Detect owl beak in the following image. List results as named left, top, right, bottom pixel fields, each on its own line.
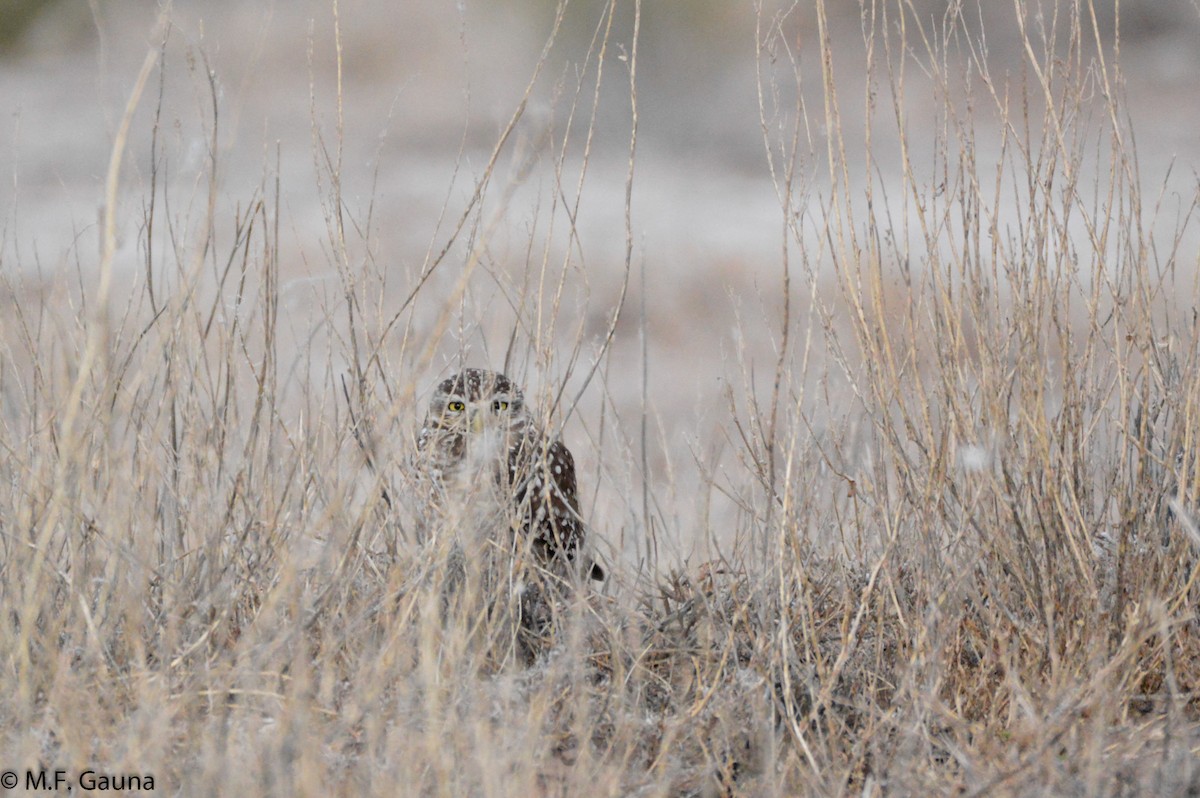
left=469, top=407, right=484, bottom=433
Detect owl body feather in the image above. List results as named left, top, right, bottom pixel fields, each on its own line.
left=415, top=368, right=603, bottom=582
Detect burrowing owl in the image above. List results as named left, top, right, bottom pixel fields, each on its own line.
left=415, top=368, right=604, bottom=582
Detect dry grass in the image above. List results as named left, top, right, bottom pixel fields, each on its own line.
left=2, top=1, right=1200, bottom=795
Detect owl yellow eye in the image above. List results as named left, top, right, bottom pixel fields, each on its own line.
left=447, top=400, right=465, bottom=413
left=492, top=400, right=509, bottom=412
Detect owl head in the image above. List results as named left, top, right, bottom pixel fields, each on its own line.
left=427, top=368, right=526, bottom=435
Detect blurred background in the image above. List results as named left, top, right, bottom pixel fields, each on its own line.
left=3, top=0, right=1197, bottom=262
left=2, top=0, right=1198, bottom=562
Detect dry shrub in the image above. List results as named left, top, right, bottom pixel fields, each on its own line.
left=2, top=1, right=1200, bottom=796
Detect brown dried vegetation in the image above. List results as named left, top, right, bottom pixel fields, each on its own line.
left=2, top=1, right=1200, bottom=796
